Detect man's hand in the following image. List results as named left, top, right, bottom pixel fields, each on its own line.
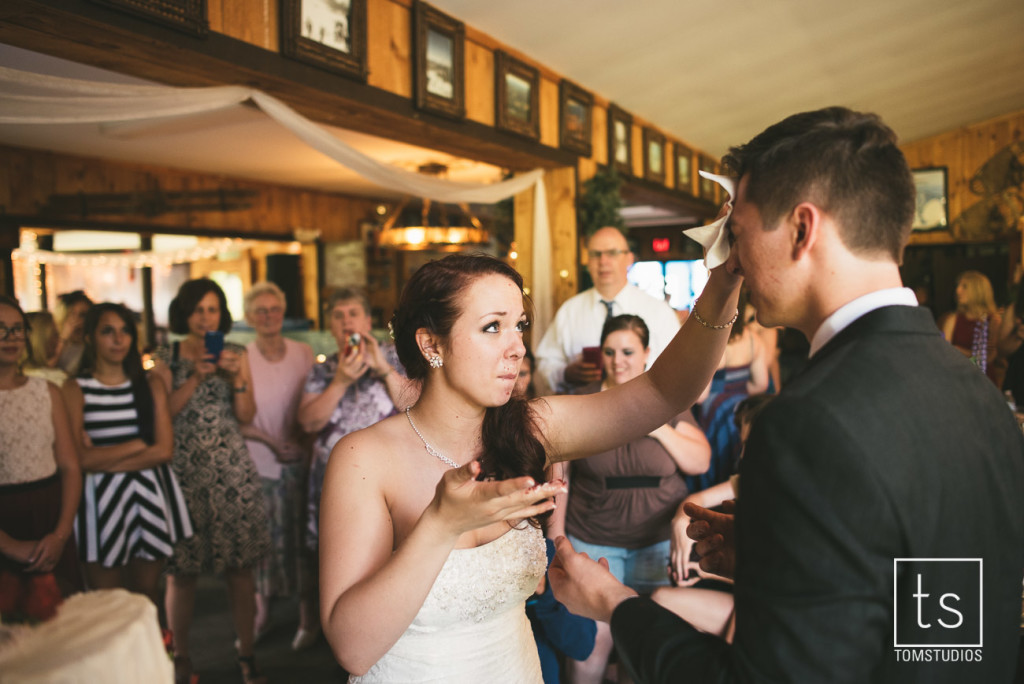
left=549, top=536, right=638, bottom=623
left=564, top=359, right=603, bottom=386
left=684, top=500, right=737, bottom=580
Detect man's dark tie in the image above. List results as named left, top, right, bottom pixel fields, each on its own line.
left=601, top=300, right=615, bottom=324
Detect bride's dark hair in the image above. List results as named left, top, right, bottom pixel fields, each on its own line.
left=391, top=254, right=547, bottom=496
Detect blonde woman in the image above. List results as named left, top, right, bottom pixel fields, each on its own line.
left=240, top=282, right=317, bottom=649
left=941, top=270, right=1001, bottom=385
left=22, top=311, right=68, bottom=386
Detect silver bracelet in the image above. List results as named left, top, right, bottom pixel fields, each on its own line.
left=691, top=299, right=739, bottom=330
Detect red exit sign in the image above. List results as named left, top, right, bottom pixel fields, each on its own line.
left=651, top=237, right=671, bottom=253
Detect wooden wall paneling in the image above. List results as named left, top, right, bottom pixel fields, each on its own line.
left=301, top=242, right=319, bottom=324
left=463, top=40, right=494, bottom=126
left=208, top=0, right=277, bottom=50
left=901, top=109, right=1024, bottom=244
left=544, top=167, right=578, bottom=312
left=630, top=120, right=643, bottom=178
left=591, top=105, right=607, bottom=167
left=366, top=0, right=412, bottom=98
left=538, top=77, right=559, bottom=148
left=576, top=158, right=597, bottom=185
left=513, top=180, right=535, bottom=320
left=665, top=142, right=675, bottom=190
left=0, top=145, right=387, bottom=241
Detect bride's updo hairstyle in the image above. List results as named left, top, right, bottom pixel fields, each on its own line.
left=391, top=254, right=547, bottom=492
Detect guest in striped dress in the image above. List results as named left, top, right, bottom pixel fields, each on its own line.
left=61, top=303, right=192, bottom=605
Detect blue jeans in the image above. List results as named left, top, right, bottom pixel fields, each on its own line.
left=567, top=535, right=671, bottom=595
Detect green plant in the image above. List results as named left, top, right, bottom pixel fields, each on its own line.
left=578, top=167, right=625, bottom=237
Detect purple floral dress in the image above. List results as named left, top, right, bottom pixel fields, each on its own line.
left=305, top=343, right=404, bottom=551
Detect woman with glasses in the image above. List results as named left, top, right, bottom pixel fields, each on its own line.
left=0, top=295, right=83, bottom=598
left=240, top=282, right=317, bottom=650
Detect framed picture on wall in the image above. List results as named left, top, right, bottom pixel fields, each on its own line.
left=911, top=167, right=949, bottom=231
left=280, top=0, right=368, bottom=81
left=699, top=154, right=719, bottom=203
left=559, top=80, right=593, bottom=157
left=607, top=104, right=633, bottom=176
left=413, top=1, right=465, bottom=119
left=674, top=142, right=693, bottom=194
left=88, top=0, right=208, bottom=36
left=495, top=51, right=540, bottom=139
left=643, top=128, right=666, bottom=183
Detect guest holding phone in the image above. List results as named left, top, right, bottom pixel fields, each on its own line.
left=151, top=278, right=270, bottom=684
left=298, top=288, right=416, bottom=557
left=549, top=314, right=711, bottom=684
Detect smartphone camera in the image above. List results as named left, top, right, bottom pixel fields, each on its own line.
left=204, top=330, right=225, bottom=362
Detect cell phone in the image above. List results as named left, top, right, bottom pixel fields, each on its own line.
left=582, top=346, right=601, bottom=366
left=204, top=330, right=224, bottom=362
left=344, top=332, right=361, bottom=354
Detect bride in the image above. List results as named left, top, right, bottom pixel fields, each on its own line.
left=319, top=253, right=739, bottom=681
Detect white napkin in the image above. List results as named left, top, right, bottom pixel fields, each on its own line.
left=683, top=170, right=737, bottom=269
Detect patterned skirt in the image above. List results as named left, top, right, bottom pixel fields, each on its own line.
left=76, top=464, right=193, bottom=567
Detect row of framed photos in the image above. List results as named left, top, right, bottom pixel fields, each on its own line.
left=608, top=104, right=721, bottom=201
left=91, top=0, right=719, bottom=201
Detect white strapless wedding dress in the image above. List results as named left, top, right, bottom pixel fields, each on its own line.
left=350, top=524, right=547, bottom=683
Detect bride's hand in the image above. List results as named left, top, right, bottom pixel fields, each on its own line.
left=429, top=461, right=566, bottom=537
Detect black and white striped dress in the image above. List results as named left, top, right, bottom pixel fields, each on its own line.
left=75, top=378, right=193, bottom=567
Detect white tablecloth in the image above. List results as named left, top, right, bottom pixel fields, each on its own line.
left=0, top=588, right=172, bottom=683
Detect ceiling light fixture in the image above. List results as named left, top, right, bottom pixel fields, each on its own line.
left=377, top=163, right=490, bottom=251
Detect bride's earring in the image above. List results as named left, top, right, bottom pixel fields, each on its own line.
left=428, top=355, right=443, bottom=369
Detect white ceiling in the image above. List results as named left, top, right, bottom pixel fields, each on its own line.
left=1, top=0, right=1022, bottom=205
left=433, top=0, right=1024, bottom=158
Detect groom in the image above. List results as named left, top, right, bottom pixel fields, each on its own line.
left=550, top=107, right=1024, bottom=683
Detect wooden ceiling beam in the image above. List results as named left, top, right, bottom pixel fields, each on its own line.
left=0, top=0, right=575, bottom=172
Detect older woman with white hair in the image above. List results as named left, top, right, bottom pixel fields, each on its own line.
left=240, top=281, right=316, bottom=650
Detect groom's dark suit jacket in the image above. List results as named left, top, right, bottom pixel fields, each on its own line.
left=611, top=305, right=1024, bottom=683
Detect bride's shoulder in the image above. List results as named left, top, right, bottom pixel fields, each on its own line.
left=329, top=413, right=406, bottom=469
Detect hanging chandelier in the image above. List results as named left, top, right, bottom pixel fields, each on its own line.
left=377, top=163, right=490, bottom=251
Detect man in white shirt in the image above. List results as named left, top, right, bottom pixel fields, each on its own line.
left=534, top=227, right=680, bottom=395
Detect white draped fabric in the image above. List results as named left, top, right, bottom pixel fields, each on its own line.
left=0, top=66, right=553, bottom=335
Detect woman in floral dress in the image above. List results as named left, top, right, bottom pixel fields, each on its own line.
left=151, top=278, right=270, bottom=684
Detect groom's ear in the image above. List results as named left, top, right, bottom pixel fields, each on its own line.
left=789, top=202, right=823, bottom=260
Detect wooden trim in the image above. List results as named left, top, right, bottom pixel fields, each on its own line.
left=642, top=127, right=666, bottom=184
left=494, top=50, right=540, bottom=140
left=87, top=0, right=208, bottom=36
left=607, top=104, right=633, bottom=177
left=618, top=170, right=718, bottom=220
left=412, top=1, right=465, bottom=119
left=698, top=154, right=719, bottom=203
left=673, top=141, right=694, bottom=195
left=280, top=0, right=368, bottom=81
left=2, top=215, right=297, bottom=241
left=558, top=80, right=593, bottom=157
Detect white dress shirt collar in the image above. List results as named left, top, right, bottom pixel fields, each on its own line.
left=809, top=287, right=919, bottom=357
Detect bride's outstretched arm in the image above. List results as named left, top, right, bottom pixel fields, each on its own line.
left=319, top=428, right=564, bottom=676
left=539, top=267, right=741, bottom=462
